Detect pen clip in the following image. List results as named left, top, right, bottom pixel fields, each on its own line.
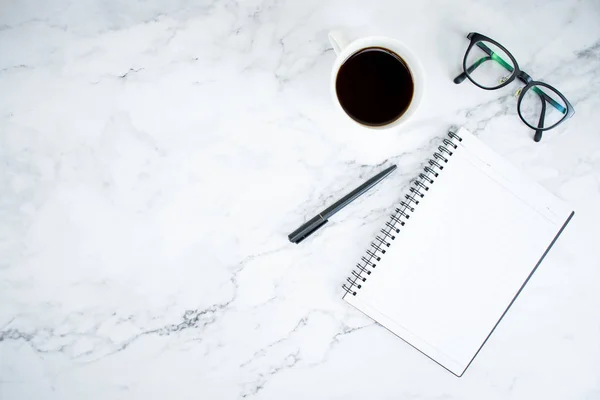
left=290, top=218, right=328, bottom=244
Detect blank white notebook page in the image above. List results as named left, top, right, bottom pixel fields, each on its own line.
left=345, top=128, right=573, bottom=376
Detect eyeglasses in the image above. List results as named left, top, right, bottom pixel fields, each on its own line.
left=453, top=32, right=574, bottom=142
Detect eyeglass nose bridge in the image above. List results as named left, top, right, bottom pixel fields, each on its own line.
left=517, top=71, right=533, bottom=84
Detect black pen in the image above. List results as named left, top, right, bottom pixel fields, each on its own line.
left=288, top=165, right=397, bottom=244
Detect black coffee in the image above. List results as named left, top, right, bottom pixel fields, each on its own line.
left=335, top=47, right=414, bottom=126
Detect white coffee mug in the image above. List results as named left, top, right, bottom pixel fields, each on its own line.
left=328, top=30, right=425, bottom=129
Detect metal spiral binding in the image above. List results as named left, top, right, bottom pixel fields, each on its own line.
left=342, top=131, right=463, bottom=296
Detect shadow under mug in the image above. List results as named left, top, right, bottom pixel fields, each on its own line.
left=328, top=30, right=425, bottom=130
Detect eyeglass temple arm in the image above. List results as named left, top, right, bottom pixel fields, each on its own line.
left=534, top=93, right=546, bottom=142
left=454, top=42, right=514, bottom=84
left=530, top=86, right=567, bottom=114
left=453, top=56, right=491, bottom=83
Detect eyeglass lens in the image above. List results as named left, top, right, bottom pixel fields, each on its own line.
left=465, top=41, right=515, bottom=89
left=519, top=85, right=568, bottom=130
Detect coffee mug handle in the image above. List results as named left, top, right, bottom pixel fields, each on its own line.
left=328, top=30, right=350, bottom=56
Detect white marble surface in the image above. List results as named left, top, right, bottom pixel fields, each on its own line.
left=1, top=0, right=600, bottom=398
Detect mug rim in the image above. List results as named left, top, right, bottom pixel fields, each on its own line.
left=330, top=36, right=425, bottom=130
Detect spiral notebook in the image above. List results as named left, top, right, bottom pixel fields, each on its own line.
left=343, top=127, right=574, bottom=377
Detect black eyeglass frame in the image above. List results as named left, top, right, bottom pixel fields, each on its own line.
left=454, top=32, right=575, bottom=142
